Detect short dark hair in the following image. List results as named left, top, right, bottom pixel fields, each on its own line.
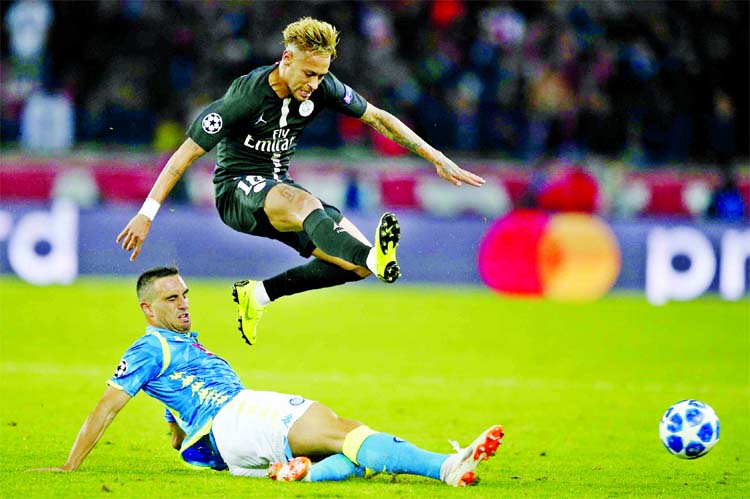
left=137, top=266, right=180, bottom=300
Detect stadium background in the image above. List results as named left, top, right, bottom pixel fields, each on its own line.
left=0, top=2, right=749, bottom=498
left=1, top=0, right=748, bottom=302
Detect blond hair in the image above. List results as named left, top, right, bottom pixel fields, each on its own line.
left=283, top=17, right=340, bottom=59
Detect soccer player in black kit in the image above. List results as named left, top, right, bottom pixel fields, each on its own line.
left=117, top=17, right=485, bottom=346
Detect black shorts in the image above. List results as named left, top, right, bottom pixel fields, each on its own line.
left=214, top=176, right=343, bottom=258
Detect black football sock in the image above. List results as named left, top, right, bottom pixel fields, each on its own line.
left=264, top=258, right=364, bottom=301
left=302, top=209, right=371, bottom=267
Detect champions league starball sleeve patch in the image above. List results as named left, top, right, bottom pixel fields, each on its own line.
left=202, top=113, right=223, bottom=134
left=343, top=85, right=353, bottom=105
left=114, top=359, right=128, bottom=377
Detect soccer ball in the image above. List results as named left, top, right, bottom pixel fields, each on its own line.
left=659, top=400, right=720, bottom=459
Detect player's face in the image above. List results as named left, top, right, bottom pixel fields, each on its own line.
left=143, top=275, right=191, bottom=333
left=283, top=49, right=330, bottom=101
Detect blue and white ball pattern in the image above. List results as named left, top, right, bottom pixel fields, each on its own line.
left=659, top=400, right=720, bottom=459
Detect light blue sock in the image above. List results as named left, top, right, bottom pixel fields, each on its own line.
left=308, top=454, right=363, bottom=482
left=355, top=433, right=449, bottom=480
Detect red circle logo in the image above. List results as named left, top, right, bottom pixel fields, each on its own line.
left=478, top=210, right=621, bottom=301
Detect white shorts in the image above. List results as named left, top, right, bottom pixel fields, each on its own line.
left=211, top=389, right=314, bottom=477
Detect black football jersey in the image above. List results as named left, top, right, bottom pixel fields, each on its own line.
left=187, top=63, right=368, bottom=184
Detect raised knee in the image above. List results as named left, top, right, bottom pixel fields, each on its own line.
left=283, top=189, right=318, bottom=213
left=266, top=185, right=322, bottom=229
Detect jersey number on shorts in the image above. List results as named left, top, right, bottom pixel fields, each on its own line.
left=238, top=175, right=267, bottom=195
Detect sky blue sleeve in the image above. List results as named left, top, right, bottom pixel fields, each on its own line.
left=107, top=336, right=163, bottom=397
left=164, top=406, right=176, bottom=423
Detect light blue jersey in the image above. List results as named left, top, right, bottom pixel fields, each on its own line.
left=107, top=326, right=244, bottom=450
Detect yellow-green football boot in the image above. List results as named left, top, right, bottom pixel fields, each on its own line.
left=232, top=280, right=266, bottom=346
left=374, top=212, right=402, bottom=283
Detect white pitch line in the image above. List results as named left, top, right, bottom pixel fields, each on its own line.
left=1, top=362, right=745, bottom=395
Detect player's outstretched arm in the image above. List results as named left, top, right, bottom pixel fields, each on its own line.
left=116, top=137, right=207, bottom=261
left=28, top=387, right=131, bottom=472
left=359, top=103, right=485, bottom=188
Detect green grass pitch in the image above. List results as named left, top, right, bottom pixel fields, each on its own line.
left=1, top=276, right=748, bottom=499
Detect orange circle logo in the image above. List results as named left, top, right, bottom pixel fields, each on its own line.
left=478, top=210, right=621, bottom=301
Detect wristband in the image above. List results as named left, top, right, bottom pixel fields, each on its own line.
left=138, top=198, right=161, bottom=221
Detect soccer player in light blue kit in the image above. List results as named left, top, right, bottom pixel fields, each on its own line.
left=34, top=267, right=504, bottom=486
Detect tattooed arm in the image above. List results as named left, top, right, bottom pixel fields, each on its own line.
left=359, top=103, right=485, bottom=187
left=147, top=137, right=206, bottom=203
left=116, top=138, right=206, bottom=261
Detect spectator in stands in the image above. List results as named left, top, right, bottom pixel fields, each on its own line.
left=19, top=79, right=74, bottom=152
left=1, top=1, right=747, bottom=162
left=708, top=168, right=746, bottom=222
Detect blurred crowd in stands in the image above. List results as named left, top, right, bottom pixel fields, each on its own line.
left=1, top=0, right=748, bottom=220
